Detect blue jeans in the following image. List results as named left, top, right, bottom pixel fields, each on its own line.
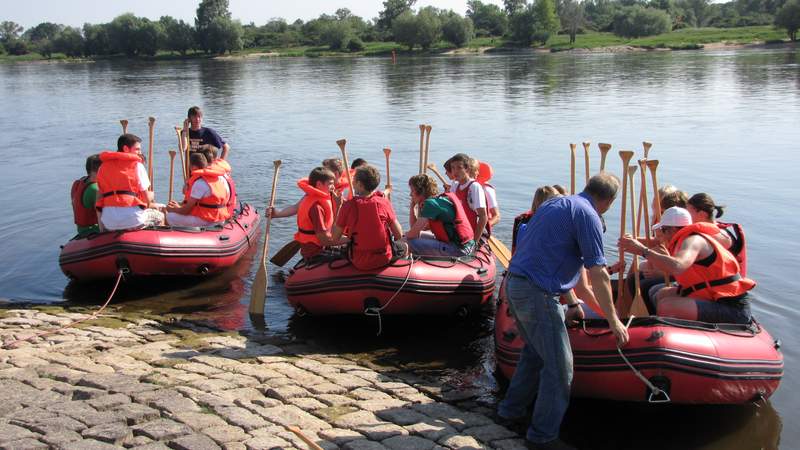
left=408, top=234, right=472, bottom=257
left=498, top=273, right=573, bottom=444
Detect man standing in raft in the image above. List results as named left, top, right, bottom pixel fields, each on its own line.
left=331, top=165, right=407, bottom=270
left=165, top=153, right=231, bottom=227
left=186, top=106, right=230, bottom=160
left=619, top=206, right=754, bottom=324
left=71, top=154, right=101, bottom=236
left=497, top=173, right=629, bottom=450
left=95, top=134, right=164, bottom=231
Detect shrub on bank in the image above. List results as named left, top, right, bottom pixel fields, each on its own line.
left=775, top=0, right=800, bottom=41
left=613, top=6, right=672, bottom=37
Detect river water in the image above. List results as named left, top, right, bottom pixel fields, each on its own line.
left=1, top=48, right=798, bottom=449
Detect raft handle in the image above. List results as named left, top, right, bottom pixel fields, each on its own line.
left=198, top=264, right=210, bottom=275
left=476, top=268, right=488, bottom=275
left=219, top=235, right=230, bottom=241
left=774, top=339, right=781, bottom=349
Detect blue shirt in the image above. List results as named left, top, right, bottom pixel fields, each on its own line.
left=189, top=127, right=226, bottom=151
left=509, top=192, right=607, bottom=294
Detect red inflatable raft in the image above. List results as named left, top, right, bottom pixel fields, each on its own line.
left=285, top=243, right=497, bottom=316
left=59, top=204, right=260, bottom=281
left=494, top=275, right=783, bottom=404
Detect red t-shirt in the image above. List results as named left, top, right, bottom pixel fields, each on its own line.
left=300, top=203, right=329, bottom=259
left=336, top=194, right=397, bottom=270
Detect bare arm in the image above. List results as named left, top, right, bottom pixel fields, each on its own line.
left=473, top=207, right=488, bottom=242
left=588, top=265, right=629, bottom=345
left=409, top=201, right=419, bottom=228
left=406, top=216, right=428, bottom=240
left=220, top=143, right=231, bottom=160
left=389, top=219, right=404, bottom=241
left=488, top=208, right=500, bottom=227
left=620, top=234, right=706, bottom=276
left=270, top=200, right=300, bottom=218
left=167, top=197, right=198, bottom=215
left=573, top=267, right=603, bottom=317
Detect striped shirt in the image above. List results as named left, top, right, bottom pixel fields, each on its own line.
left=509, top=192, right=607, bottom=294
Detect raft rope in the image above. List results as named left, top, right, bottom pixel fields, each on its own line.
left=616, top=316, right=671, bottom=403
left=364, top=256, right=416, bottom=336
left=1, top=269, right=124, bottom=350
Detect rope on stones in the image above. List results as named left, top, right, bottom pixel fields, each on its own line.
left=1, top=269, right=124, bottom=349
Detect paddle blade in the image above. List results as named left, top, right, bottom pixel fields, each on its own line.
left=488, top=236, right=512, bottom=269
left=270, top=240, right=301, bottom=267
left=630, top=294, right=649, bottom=317
left=249, top=263, right=268, bottom=315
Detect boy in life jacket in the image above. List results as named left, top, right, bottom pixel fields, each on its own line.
left=619, top=206, right=755, bottom=324
left=269, top=167, right=349, bottom=262
left=405, top=174, right=475, bottom=257
left=331, top=165, right=407, bottom=271
left=165, top=153, right=231, bottom=227
left=96, top=134, right=164, bottom=231
left=72, top=154, right=101, bottom=236
left=472, top=158, right=500, bottom=227
left=447, top=153, right=489, bottom=244
left=200, top=145, right=238, bottom=217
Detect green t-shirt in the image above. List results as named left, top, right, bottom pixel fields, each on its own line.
left=77, top=181, right=99, bottom=235
left=420, top=197, right=474, bottom=247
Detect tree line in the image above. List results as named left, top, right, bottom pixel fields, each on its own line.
left=1, top=0, right=798, bottom=58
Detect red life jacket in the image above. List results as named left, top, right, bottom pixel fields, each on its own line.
left=454, top=180, right=491, bottom=237
left=71, top=176, right=98, bottom=227
left=210, top=159, right=237, bottom=217
left=96, top=152, right=147, bottom=210
left=187, top=168, right=231, bottom=223
left=477, top=161, right=493, bottom=184
left=294, top=178, right=334, bottom=245
left=428, top=192, right=474, bottom=246
left=346, top=192, right=393, bottom=271
left=511, top=210, right=533, bottom=254
left=718, top=221, right=747, bottom=278
left=668, top=223, right=755, bottom=301
left=336, top=168, right=356, bottom=199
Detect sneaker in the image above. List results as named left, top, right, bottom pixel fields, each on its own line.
left=526, top=438, right=577, bottom=450
left=490, top=412, right=528, bottom=435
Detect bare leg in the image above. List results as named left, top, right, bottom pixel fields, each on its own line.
left=656, top=296, right=700, bottom=320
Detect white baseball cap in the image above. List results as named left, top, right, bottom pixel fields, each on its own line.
left=652, top=206, right=692, bottom=230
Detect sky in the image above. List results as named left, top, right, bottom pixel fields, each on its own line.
left=5, top=0, right=505, bottom=30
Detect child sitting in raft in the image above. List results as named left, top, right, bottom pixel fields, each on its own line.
left=269, top=167, right=349, bottom=263
left=165, top=153, right=231, bottom=228
left=405, top=174, right=475, bottom=257
left=331, top=165, right=407, bottom=271
left=200, top=145, right=237, bottom=218
left=447, top=153, right=489, bottom=244
left=72, top=154, right=101, bottom=236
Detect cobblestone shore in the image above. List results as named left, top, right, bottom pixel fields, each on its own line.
left=0, top=308, right=526, bottom=450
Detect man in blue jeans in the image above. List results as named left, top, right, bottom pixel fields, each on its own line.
left=498, top=173, right=630, bottom=450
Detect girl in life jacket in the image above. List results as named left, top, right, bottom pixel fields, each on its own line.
left=687, top=193, right=747, bottom=277
left=406, top=174, right=475, bottom=257
left=447, top=153, right=489, bottom=244
left=165, top=153, right=231, bottom=228
left=330, top=165, right=407, bottom=271
left=619, top=207, right=755, bottom=324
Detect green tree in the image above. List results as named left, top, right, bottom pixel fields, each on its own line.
left=467, top=0, right=509, bottom=36
left=415, top=7, right=443, bottom=49
left=203, top=17, right=243, bottom=54
left=442, top=12, right=475, bottom=46
left=560, top=0, right=585, bottom=43
left=585, top=0, right=621, bottom=30
left=378, top=0, right=417, bottom=32
left=54, top=27, right=85, bottom=57
left=159, top=16, right=195, bottom=55
left=0, top=21, right=24, bottom=42
left=25, top=21, right=64, bottom=56
left=533, top=0, right=561, bottom=41
left=683, top=0, right=716, bottom=26
left=196, top=0, right=233, bottom=52
left=135, top=18, right=162, bottom=56
left=108, top=13, right=142, bottom=56
left=613, top=5, right=671, bottom=37
left=392, top=10, right=419, bottom=49
left=505, top=0, right=527, bottom=15
left=83, top=23, right=112, bottom=56
left=775, top=0, right=800, bottom=40
left=320, top=19, right=352, bottom=49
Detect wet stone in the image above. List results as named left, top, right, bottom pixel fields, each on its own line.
left=168, top=433, right=221, bottom=450
left=133, top=419, right=193, bottom=441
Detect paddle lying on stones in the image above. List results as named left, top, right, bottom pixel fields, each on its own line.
left=249, top=160, right=282, bottom=316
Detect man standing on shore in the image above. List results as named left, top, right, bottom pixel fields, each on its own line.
left=185, top=106, right=231, bottom=160
left=497, top=173, right=629, bottom=450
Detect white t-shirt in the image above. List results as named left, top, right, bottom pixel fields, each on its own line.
left=484, top=184, right=498, bottom=210
left=100, top=163, right=150, bottom=231
left=189, top=177, right=230, bottom=200
left=450, top=179, right=486, bottom=213
left=167, top=176, right=230, bottom=227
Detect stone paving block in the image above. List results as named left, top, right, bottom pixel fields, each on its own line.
left=229, top=365, right=282, bottom=382
left=82, top=422, right=134, bottom=445
left=133, top=389, right=201, bottom=415
left=45, top=400, right=97, bottom=419
left=188, top=378, right=237, bottom=393
left=253, top=404, right=331, bottom=432
left=220, top=443, right=245, bottom=450
left=23, top=376, right=72, bottom=392
left=0, top=402, right=24, bottom=418
left=202, top=425, right=250, bottom=444
left=242, top=435, right=290, bottom=450
left=77, top=410, right=128, bottom=428
left=214, top=407, right=269, bottom=431
left=381, top=435, right=436, bottom=450
left=127, top=435, right=154, bottom=447
left=87, top=393, right=132, bottom=411
left=77, top=374, right=141, bottom=391
left=71, top=386, right=107, bottom=400
left=323, top=373, right=372, bottom=390
left=261, top=363, right=326, bottom=385
left=173, top=412, right=228, bottom=431
left=173, top=363, right=221, bottom=377
left=113, top=403, right=161, bottom=425
left=358, top=398, right=408, bottom=413
left=375, top=407, right=430, bottom=426
left=463, top=424, right=517, bottom=443
left=209, top=373, right=259, bottom=388
left=262, top=384, right=310, bottom=402
left=351, top=388, right=393, bottom=401
left=292, top=358, right=341, bottom=375
left=411, top=403, right=492, bottom=431
left=216, top=388, right=263, bottom=403
left=342, top=440, right=388, bottom=450
left=27, top=416, right=87, bottom=434
left=241, top=344, right=283, bottom=358
left=403, top=420, right=457, bottom=442
left=0, top=424, right=37, bottom=444
left=7, top=407, right=56, bottom=425
left=307, top=383, right=348, bottom=395
left=132, top=419, right=193, bottom=441
left=40, top=429, right=83, bottom=446
left=189, top=356, right=242, bottom=372
left=437, top=434, right=486, bottom=449
left=317, top=428, right=364, bottom=445
left=286, top=397, right=327, bottom=411
left=316, top=394, right=358, bottom=407
left=246, top=398, right=281, bottom=409
left=60, top=439, right=125, bottom=450
left=131, top=443, right=171, bottom=450
left=34, top=365, right=85, bottom=384
left=0, top=438, right=48, bottom=450
left=168, top=433, right=221, bottom=450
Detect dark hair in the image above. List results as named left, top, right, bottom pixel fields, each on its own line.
left=322, top=158, right=344, bottom=177
left=198, top=144, right=218, bottom=164
left=408, top=174, right=439, bottom=199
left=688, top=193, right=725, bottom=219
left=354, top=165, right=381, bottom=192
left=117, top=133, right=141, bottom=152
left=583, top=173, right=620, bottom=201
left=308, top=167, right=335, bottom=187
left=188, top=106, right=202, bottom=118
left=350, top=158, right=367, bottom=169
left=190, top=152, right=207, bottom=170
left=85, top=154, right=101, bottom=175
left=447, top=153, right=471, bottom=170
left=661, top=190, right=688, bottom=211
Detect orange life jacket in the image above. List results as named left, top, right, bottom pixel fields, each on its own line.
left=209, top=159, right=237, bottom=217
left=477, top=161, right=493, bottom=184
left=454, top=180, right=491, bottom=237
left=95, top=151, right=147, bottom=210
left=718, top=221, right=747, bottom=278
left=187, top=168, right=231, bottom=223
left=668, top=223, right=755, bottom=301
left=428, top=192, right=474, bottom=246
left=71, top=176, right=98, bottom=227
left=347, top=192, right=393, bottom=270
left=294, top=178, right=334, bottom=245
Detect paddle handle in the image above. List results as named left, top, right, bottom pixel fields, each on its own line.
left=168, top=150, right=176, bottom=203
left=582, top=141, right=591, bottom=185
left=120, top=119, right=128, bottom=135
left=383, top=147, right=392, bottom=198
left=249, top=160, right=282, bottom=316
left=617, top=151, right=634, bottom=301
left=647, top=159, right=669, bottom=286
left=174, top=126, right=187, bottom=183
left=638, top=159, right=650, bottom=238
left=418, top=124, right=425, bottom=174
left=337, top=140, right=354, bottom=199
left=569, top=143, right=576, bottom=195
left=148, top=116, right=156, bottom=193
left=286, top=426, right=324, bottom=450
left=423, top=125, right=432, bottom=175
left=262, top=160, right=282, bottom=257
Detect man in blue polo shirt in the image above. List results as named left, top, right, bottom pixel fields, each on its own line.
left=498, top=173, right=629, bottom=450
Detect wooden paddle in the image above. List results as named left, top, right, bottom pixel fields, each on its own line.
left=636, top=141, right=652, bottom=236
left=173, top=126, right=187, bottom=182
left=383, top=147, right=392, bottom=199
left=638, top=159, right=651, bottom=238
left=168, top=150, right=176, bottom=203
left=423, top=125, right=432, bottom=175
left=569, top=143, right=576, bottom=195
left=617, top=150, right=634, bottom=303
left=183, top=119, right=191, bottom=182
left=336, top=140, right=355, bottom=198
left=120, top=119, right=128, bottom=134
left=599, top=143, right=612, bottom=172
left=147, top=116, right=156, bottom=192
left=488, top=236, right=512, bottom=269
left=286, top=425, right=324, bottom=450
left=249, top=160, right=282, bottom=316
left=270, top=240, right=302, bottom=267
left=418, top=124, right=425, bottom=174
left=582, top=141, right=591, bottom=185
left=426, top=163, right=450, bottom=190
left=628, top=165, right=649, bottom=316
left=647, top=159, right=670, bottom=286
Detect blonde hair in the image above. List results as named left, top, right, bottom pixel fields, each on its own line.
left=467, top=157, right=480, bottom=179
left=531, top=186, right=560, bottom=213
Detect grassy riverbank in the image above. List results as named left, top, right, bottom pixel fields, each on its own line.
left=0, top=26, right=790, bottom=62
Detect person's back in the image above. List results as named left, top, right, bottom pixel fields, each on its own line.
left=72, top=154, right=101, bottom=236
